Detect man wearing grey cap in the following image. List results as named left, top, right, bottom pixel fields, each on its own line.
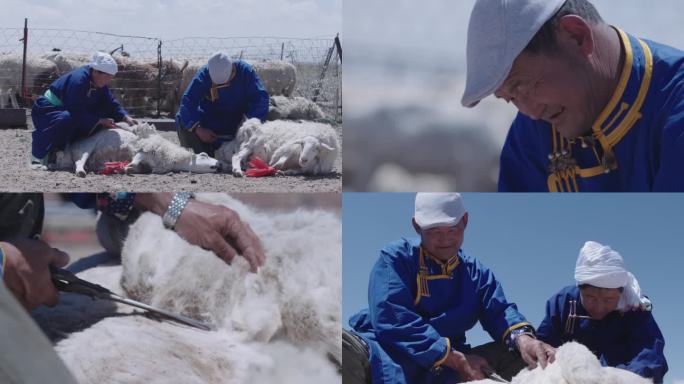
left=344, top=193, right=555, bottom=383
left=462, top=0, right=684, bottom=192
left=176, top=52, right=269, bottom=160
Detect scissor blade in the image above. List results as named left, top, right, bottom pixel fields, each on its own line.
left=107, top=294, right=214, bottom=331
left=482, top=367, right=510, bottom=383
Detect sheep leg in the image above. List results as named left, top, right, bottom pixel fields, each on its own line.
left=125, top=152, right=145, bottom=174
left=8, top=89, right=19, bottom=109
left=74, top=151, right=90, bottom=177
left=231, top=146, right=251, bottom=177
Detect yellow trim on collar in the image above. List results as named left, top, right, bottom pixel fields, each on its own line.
left=414, top=247, right=460, bottom=305
left=501, top=322, right=532, bottom=343
left=433, top=337, right=451, bottom=368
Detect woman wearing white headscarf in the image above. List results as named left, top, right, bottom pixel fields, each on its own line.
left=536, top=241, right=668, bottom=383
left=30, top=51, right=138, bottom=167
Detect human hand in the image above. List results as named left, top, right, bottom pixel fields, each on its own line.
left=1, top=239, right=70, bottom=309
left=98, top=118, right=116, bottom=128
left=445, top=350, right=488, bottom=381
left=123, top=115, right=138, bottom=126
left=195, top=125, right=217, bottom=143
left=516, top=334, right=556, bottom=369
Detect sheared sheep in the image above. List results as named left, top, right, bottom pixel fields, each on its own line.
left=267, top=95, right=325, bottom=121
left=218, top=118, right=339, bottom=177
left=468, top=341, right=652, bottom=384
left=49, top=122, right=220, bottom=176
left=32, top=193, right=341, bottom=383
left=250, top=60, right=297, bottom=97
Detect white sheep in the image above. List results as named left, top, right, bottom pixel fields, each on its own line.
left=250, top=60, right=297, bottom=97
left=32, top=193, right=341, bottom=383
left=468, top=341, right=652, bottom=384
left=49, top=122, right=220, bottom=176
left=0, top=53, right=60, bottom=107
left=267, top=95, right=325, bottom=121
left=218, top=118, right=339, bottom=177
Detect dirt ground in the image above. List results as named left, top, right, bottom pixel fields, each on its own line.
left=0, top=120, right=342, bottom=192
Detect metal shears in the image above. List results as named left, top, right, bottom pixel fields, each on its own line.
left=50, top=265, right=214, bottom=331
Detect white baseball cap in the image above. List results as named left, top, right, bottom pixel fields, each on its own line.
left=414, top=193, right=466, bottom=230
left=90, top=51, right=118, bottom=76
left=461, top=0, right=567, bottom=107
left=207, top=52, right=233, bottom=84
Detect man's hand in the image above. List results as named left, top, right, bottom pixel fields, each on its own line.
left=97, top=118, right=116, bottom=128
left=123, top=115, right=138, bottom=126
left=134, top=194, right=266, bottom=272
left=195, top=125, right=217, bottom=143
left=444, top=350, right=489, bottom=381
left=1, top=239, right=70, bottom=310
left=516, top=334, right=556, bottom=369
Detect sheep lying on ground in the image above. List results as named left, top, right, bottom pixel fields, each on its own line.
left=49, top=122, right=220, bottom=176
left=267, top=95, right=325, bottom=121
left=468, top=341, right=651, bottom=384
left=32, top=193, right=341, bottom=383
left=218, top=118, right=339, bottom=177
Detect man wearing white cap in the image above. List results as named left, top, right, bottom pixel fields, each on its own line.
left=462, top=0, right=684, bottom=191
left=345, top=193, right=555, bottom=383
left=176, top=52, right=269, bottom=159
left=31, top=51, right=137, bottom=167
left=537, top=241, right=668, bottom=382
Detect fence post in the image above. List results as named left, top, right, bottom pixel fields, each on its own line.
left=312, top=37, right=335, bottom=103
left=157, top=39, right=162, bottom=118
left=334, top=33, right=342, bottom=63
left=20, top=18, right=28, bottom=107
left=280, top=42, right=284, bottom=60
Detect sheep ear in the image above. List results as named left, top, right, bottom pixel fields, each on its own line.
left=319, top=143, right=335, bottom=151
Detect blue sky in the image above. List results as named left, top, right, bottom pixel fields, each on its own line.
left=0, top=0, right=341, bottom=39
left=343, top=193, right=684, bottom=383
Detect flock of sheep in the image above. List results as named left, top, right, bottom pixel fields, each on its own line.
left=0, top=52, right=340, bottom=177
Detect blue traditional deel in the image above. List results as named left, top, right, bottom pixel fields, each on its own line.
left=349, top=237, right=531, bottom=384
left=175, top=61, right=269, bottom=150
left=499, top=28, right=684, bottom=191
left=537, top=285, right=668, bottom=383
left=31, top=65, right=128, bottom=159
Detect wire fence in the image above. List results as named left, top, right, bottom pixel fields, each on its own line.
left=0, top=24, right=341, bottom=121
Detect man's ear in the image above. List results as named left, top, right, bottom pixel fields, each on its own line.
left=412, top=217, right=422, bottom=234
left=556, top=15, right=595, bottom=57
left=462, top=212, right=469, bottom=229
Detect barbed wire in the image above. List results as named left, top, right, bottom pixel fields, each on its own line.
left=0, top=28, right=341, bottom=120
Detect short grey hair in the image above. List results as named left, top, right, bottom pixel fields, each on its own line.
left=523, top=0, right=604, bottom=55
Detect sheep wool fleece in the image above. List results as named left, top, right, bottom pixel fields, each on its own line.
left=176, top=61, right=269, bottom=150
left=31, top=65, right=128, bottom=159
left=537, top=285, right=668, bottom=383
left=349, top=237, right=531, bottom=384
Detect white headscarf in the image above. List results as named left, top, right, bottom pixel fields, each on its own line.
left=575, top=241, right=644, bottom=311
left=90, top=51, right=118, bottom=75
left=207, top=52, right=233, bottom=84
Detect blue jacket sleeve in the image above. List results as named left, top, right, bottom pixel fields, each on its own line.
left=471, top=259, right=530, bottom=344
left=536, top=293, right=564, bottom=347
left=60, top=71, right=100, bottom=130
left=244, top=66, right=269, bottom=121
left=616, top=311, right=668, bottom=383
left=498, top=114, right=550, bottom=192
left=177, top=68, right=211, bottom=129
left=653, top=92, right=684, bottom=191
left=368, top=250, right=450, bottom=369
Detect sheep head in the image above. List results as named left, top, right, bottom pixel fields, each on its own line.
left=183, top=151, right=221, bottom=173
left=295, top=136, right=335, bottom=170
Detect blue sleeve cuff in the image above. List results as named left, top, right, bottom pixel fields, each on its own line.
left=96, top=193, right=137, bottom=221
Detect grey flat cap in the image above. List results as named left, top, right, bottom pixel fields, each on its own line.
left=461, top=0, right=566, bottom=107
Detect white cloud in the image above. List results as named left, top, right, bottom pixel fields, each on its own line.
left=0, top=0, right=341, bottom=39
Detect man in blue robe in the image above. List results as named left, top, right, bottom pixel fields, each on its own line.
left=462, top=0, right=684, bottom=191
left=537, top=241, right=668, bottom=383
left=344, top=193, right=556, bottom=384
left=175, top=52, right=269, bottom=158
left=31, top=52, right=137, bottom=167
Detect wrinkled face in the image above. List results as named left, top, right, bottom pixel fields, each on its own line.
left=91, top=69, right=114, bottom=88
left=299, top=137, right=320, bottom=169
left=188, top=152, right=220, bottom=173
left=414, top=214, right=467, bottom=261
left=494, top=50, right=600, bottom=139
left=579, top=285, right=621, bottom=320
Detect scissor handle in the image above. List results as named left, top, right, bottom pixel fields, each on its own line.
left=49, top=265, right=112, bottom=299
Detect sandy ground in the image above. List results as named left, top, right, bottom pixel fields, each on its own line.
left=0, top=119, right=342, bottom=192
